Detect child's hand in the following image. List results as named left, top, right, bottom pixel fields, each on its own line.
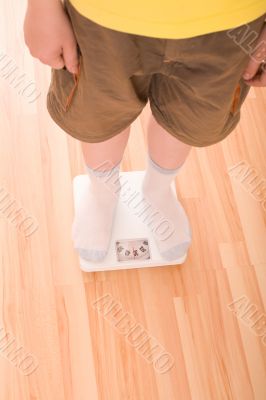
left=24, top=0, right=79, bottom=74
left=242, top=22, right=266, bottom=87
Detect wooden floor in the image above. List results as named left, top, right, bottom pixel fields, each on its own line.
left=1, top=1, right=266, bottom=399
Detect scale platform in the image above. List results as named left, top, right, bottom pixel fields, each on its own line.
left=72, top=170, right=190, bottom=272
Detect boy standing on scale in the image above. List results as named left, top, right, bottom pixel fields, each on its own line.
left=24, top=0, right=266, bottom=262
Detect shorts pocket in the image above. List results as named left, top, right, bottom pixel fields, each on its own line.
left=50, top=55, right=82, bottom=112
left=229, top=77, right=250, bottom=116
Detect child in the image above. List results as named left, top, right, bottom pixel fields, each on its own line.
left=24, top=1, right=266, bottom=262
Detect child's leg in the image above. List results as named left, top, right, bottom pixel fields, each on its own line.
left=146, top=112, right=191, bottom=169
left=72, top=126, right=131, bottom=262
left=81, top=125, right=131, bottom=171
left=141, top=113, right=192, bottom=260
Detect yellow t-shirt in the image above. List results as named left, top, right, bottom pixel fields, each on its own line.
left=69, top=0, right=265, bottom=39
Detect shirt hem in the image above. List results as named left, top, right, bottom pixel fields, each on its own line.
left=69, top=1, right=265, bottom=39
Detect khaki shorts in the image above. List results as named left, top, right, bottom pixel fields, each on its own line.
left=46, top=0, right=265, bottom=146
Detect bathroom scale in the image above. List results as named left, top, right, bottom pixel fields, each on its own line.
left=72, top=170, right=190, bottom=272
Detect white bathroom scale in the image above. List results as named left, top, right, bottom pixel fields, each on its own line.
left=72, top=170, right=189, bottom=272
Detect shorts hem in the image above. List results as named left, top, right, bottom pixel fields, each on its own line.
left=150, top=100, right=241, bottom=147
left=47, top=92, right=144, bottom=143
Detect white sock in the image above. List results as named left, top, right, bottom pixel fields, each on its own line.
left=141, top=154, right=192, bottom=261
left=72, top=160, right=121, bottom=262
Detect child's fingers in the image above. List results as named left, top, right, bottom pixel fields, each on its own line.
left=244, top=64, right=266, bottom=87
left=63, top=41, right=79, bottom=74
left=242, top=58, right=262, bottom=81
left=51, top=55, right=65, bottom=70
left=242, top=24, right=266, bottom=82
left=38, top=53, right=65, bottom=69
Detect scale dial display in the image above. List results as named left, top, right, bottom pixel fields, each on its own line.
left=115, top=238, right=151, bottom=262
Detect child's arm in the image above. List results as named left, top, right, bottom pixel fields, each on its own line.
left=24, top=0, right=79, bottom=73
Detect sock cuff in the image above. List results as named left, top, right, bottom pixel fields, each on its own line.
left=85, top=159, right=121, bottom=177
left=147, top=153, right=182, bottom=175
